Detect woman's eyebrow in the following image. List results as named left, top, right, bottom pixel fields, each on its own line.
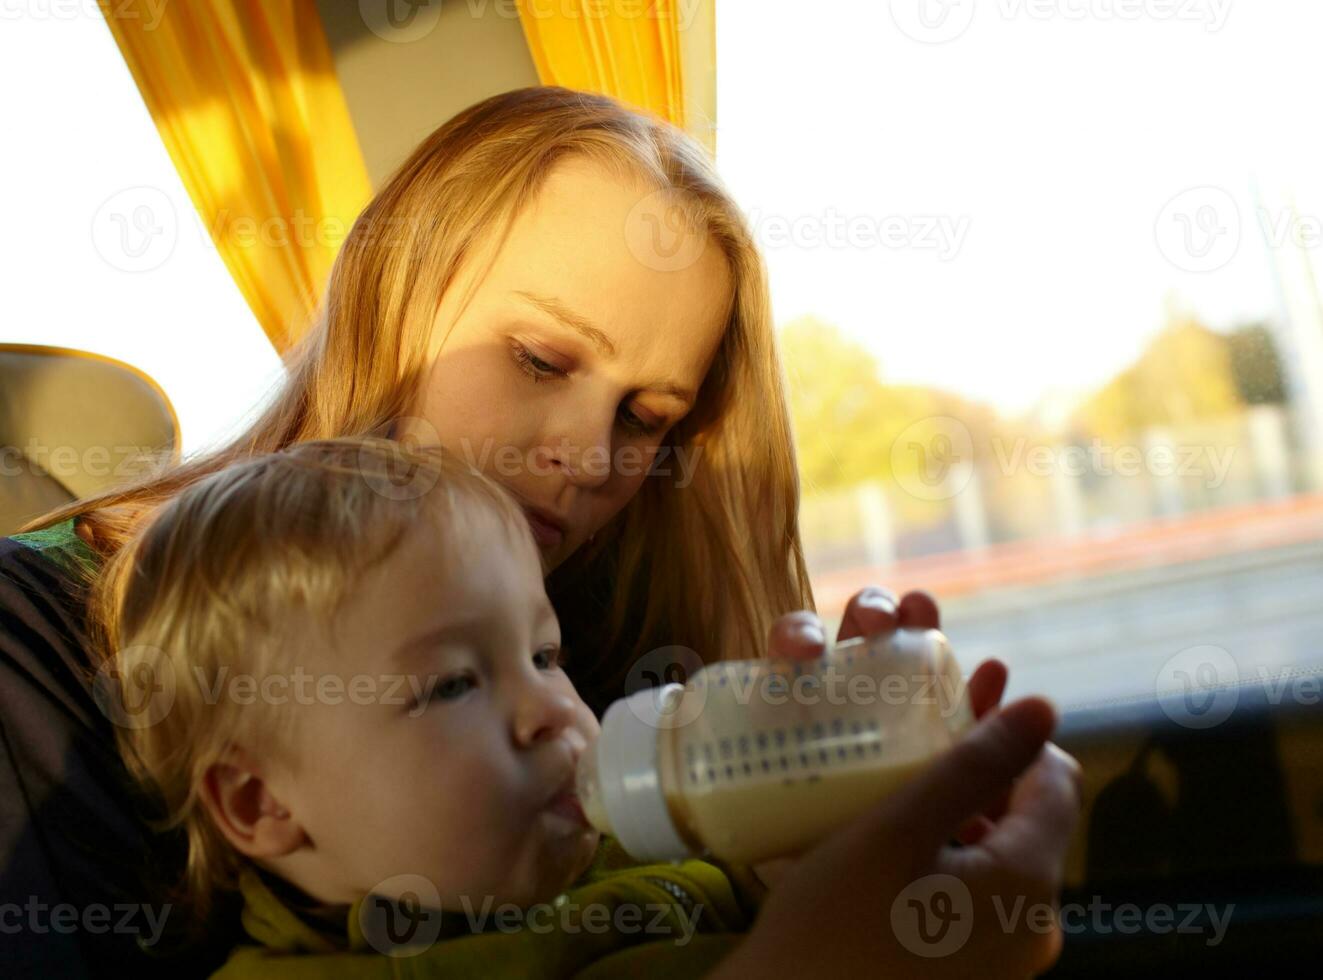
left=513, top=290, right=617, bottom=357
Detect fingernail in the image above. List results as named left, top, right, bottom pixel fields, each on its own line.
left=858, top=592, right=897, bottom=613
left=795, top=623, right=826, bottom=648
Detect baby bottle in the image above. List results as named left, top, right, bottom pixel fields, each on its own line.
left=575, top=628, right=975, bottom=864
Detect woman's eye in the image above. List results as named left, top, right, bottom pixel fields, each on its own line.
left=512, top=339, right=665, bottom=435
left=510, top=342, right=566, bottom=382
left=533, top=645, right=561, bottom=671
left=619, top=406, right=664, bottom=436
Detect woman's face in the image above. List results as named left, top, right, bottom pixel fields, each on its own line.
left=410, top=156, right=734, bottom=570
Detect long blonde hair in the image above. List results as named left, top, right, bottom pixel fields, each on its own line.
left=35, top=85, right=813, bottom=712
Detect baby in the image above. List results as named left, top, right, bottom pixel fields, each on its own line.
left=98, top=437, right=757, bottom=977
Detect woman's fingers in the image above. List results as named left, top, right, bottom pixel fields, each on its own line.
left=883, top=697, right=1059, bottom=857
left=766, top=610, right=828, bottom=661
left=967, top=658, right=1008, bottom=720
left=897, top=589, right=941, bottom=630
left=960, top=659, right=1013, bottom=834
left=916, top=659, right=1011, bottom=846
left=977, top=742, right=1084, bottom=881
left=836, top=587, right=941, bottom=643
left=955, top=814, right=995, bottom=846
left=750, top=854, right=797, bottom=889
left=835, top=587, right=899, bottom=642
left=776, top=587, right=943, bottom=662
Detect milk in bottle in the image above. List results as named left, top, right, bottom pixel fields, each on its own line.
left=576, top=627, right=974, bottom=864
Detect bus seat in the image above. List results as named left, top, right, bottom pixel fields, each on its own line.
left=0, top=344, right=178, bottom=536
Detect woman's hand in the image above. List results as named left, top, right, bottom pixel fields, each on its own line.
left=715, top=696, right=1082, bottom=979
left=754, top=587, right=1010, bottom=887
left=765, top=585, right=939, bottom=660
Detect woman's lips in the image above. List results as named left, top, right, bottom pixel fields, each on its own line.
left=522, top=507, right=565, bottom=550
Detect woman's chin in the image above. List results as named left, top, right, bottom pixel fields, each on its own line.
left=536, top=541, right=564, bottom=573
left=539, top=534, right=583, bottom=574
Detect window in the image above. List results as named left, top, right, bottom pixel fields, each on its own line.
left=717, top=1, right=1323, bottom=706
left=0, top=10, right=283, bottom=456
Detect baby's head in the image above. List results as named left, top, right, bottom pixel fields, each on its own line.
left=101, top=436, right=601, bottom=921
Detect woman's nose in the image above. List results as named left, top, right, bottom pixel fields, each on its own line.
left=540, top=407, right=615, bottom=489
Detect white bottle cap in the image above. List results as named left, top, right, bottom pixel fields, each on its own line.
left=589, top=683, right=692, bottom=861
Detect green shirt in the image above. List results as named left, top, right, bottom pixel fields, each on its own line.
left=9, top=520, right=769, bottom=976
left=9, top=515, right=100, bottom=578
left=213, top=836, right=764, bottom=979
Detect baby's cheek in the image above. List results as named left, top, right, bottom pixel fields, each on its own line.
left=446, top=825, right=545, bottom=907
left=574, top=700, right=602, bottom=741
left=433, top=778, right=521, bottom=853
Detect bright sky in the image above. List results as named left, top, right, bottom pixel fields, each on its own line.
left=4, top=3, right=1322, bottom=454
left=716, top=0, right=1323, bottom=418
left=0, top=8, right=282, bottom=456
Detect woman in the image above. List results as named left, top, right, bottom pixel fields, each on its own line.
left=1, top=86, right=1079, bottom=976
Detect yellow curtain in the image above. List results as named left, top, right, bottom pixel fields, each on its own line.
left=515, top=0, right=717, bottom=157
left=97, top=1, right=372, bottom=353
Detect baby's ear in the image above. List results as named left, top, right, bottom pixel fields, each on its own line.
left=200, top=746, right=305, bottom=859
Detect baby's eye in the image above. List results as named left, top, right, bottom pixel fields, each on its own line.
left=432, top=672, right=477, bottom=702
left=533, top=645, right=562, bottom=671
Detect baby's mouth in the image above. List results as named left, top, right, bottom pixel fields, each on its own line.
left=546, top=789, right=589, bottom=828
left=544, top=771, right=592, bottom=832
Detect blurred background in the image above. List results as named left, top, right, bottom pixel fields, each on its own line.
left=3, top=0, right=1321, bottom=709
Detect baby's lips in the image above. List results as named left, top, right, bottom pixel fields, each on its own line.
left=545, top=784, right=590, bottom=828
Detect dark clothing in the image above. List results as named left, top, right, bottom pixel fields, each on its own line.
left=0, top=524, right=234, bottom=977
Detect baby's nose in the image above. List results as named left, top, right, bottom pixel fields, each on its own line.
left=514, top=689, right=580, bottom=746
